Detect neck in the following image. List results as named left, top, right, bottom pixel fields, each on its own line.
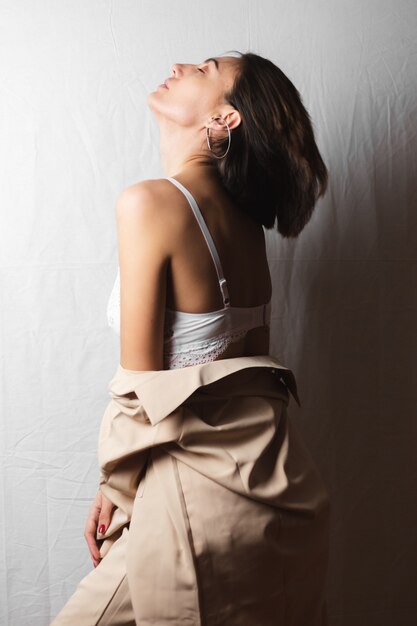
left=156, top=116, right=216, bottom=179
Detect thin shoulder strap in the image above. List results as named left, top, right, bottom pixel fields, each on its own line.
left=166, top=177, right=230, bottom=307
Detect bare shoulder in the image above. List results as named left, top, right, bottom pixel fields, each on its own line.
left=115, top=178, right=189, bottom=244
left=116, top=178, right=167, bottom=216
left=116, top=178, right=187, bottom=212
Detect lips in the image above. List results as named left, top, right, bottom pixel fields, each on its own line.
left=156, top=78, right=170, bottom=90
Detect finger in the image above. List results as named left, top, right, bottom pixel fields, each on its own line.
left=97, top=495, right=116, bottom=537
left=91, top=554, right=101, bottom=568
left=85, top=524, right=101, bottom=562
left=84, top=496, right=102, bottom=562
left=85, top=519, right=101, bottom=559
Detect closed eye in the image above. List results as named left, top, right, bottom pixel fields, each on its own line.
left=198, top=67, right=205, bottom=73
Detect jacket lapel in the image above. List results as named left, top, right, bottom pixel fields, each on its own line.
left=110, top=355, right=300, bottom=426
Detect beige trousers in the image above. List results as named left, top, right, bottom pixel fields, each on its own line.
left=50, top=525, right=135, bottom=625
left=51, top=356, right=331, bottom=625
left=52, top=453, right=330, bottom=626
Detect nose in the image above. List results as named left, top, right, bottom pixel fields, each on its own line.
left=171, top=63, right=196, bottom=78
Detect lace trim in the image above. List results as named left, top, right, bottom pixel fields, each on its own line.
left=164, top=329, right=248, bottom=369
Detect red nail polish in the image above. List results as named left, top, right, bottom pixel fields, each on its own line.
left=98, top=524, right=105, bottom=534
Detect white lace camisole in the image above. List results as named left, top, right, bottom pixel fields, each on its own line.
left=107, top=176, right=272, bottom=369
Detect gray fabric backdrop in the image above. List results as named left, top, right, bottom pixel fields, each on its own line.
left=0, top=1, right=416, bottom=624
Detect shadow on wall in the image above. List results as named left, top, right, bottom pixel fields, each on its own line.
left=266, top=105, right=417, bottom=626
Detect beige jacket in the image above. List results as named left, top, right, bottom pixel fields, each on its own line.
left=97, top=354, right=331, bottom=625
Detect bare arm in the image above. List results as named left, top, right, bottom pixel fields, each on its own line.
left=85, top=182, right=170, bottom=566
left=116, top=182, right=170, bottom=371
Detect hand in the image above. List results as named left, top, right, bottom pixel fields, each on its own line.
left=84, top=490, right=115, bottom=568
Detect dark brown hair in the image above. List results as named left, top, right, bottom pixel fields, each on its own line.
left=211, top=51, right=329, bottom=238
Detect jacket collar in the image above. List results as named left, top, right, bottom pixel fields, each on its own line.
left=109, top=355, right=300, bottom=426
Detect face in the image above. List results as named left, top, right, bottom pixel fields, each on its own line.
left=147, top=55, right=241, bottom=129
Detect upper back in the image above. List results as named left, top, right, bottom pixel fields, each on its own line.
left=161, top=172, right=272, bottom=313
left=107, top=171, right=272, bottom=369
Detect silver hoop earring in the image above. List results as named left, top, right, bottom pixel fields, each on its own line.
left=206, top=115, right=231, bottom=159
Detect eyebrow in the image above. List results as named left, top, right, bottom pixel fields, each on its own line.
left=203, top=57, right=219, bottom=71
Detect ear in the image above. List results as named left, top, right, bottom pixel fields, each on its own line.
left=208, top=108, right=241, bottom=131
left=223, top=108, right=241, bottom=131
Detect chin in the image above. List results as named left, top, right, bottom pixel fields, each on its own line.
left=146, top=95, right=162, bottom=118
left=147, top=91, right=157, bottom=107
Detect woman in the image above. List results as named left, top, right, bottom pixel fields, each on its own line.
left=51, top=51, right=330, bottom=625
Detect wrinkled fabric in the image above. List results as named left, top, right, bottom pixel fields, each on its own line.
left=92, top=354, right=331, bottom=625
